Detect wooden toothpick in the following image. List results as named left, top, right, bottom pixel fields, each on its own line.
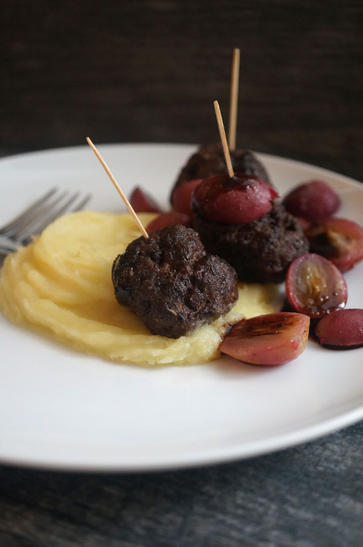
left=86, top=137, right=149, bottom=238
left=228, top=48, right=240, bottom=151
left=213, top=101, right=234, bottom=178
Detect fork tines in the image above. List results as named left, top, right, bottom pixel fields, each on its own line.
left=0, top=188, right=91, bottom=247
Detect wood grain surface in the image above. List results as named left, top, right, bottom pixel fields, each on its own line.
left=1, top=0, right=363, bottom=180
left=1, top=1, right=362, bottom=545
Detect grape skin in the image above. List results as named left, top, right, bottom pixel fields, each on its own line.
left=315, top=309, right=363, bottom=348
left=146, top=212, right=191, bottom=233
left=192, top=173, right=277, bottom=224
left=171, top=179, right=202, bottom=215
left=130, top=186, right=161, bottom=213
left=283, top=180, right=341, bottom=221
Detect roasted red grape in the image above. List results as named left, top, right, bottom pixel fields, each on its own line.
left=171, top=179, right=202, bottom=215
left=146, top=212, right=191, bottom=233
left=130, top=187, right=161, bottom=213
left=306, top=217, right=363, bottom=272
left=286, top=253, right=347, bottom=319
left=283, top=180, right=341, bottom=221
left=220, top=312, right=310, bottom=366
left=315, top=309, right=363, bottom=348
left=192, top=173, right=278, bottom=224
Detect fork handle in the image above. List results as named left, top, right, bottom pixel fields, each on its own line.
left=0, top=235, right=22, bottom=253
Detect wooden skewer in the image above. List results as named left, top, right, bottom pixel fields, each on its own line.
left=213, top=101, right=235, bottom=178
left=86, top=137, right=149, bottom=239
left=228, top=48, right=240, bottom=151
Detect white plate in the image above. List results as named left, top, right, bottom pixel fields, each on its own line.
left=0, top=144, right=362, bottom=472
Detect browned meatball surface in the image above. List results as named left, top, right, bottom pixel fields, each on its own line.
left=171, top=143, right=272, bottom=203
left=112, top=224, right=238, bottom=338
left=193, top=203, right=309, bottom=283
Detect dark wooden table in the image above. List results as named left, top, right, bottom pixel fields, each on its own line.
left=1, top=1, right=362, bottom=545
left=0, top=423, right=362, bottom=546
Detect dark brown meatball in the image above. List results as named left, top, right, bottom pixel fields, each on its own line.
left=112, top=224, right=238, bottom=338
left=170, top=143, right=272, bottom=204
left=193, top=203, right=309, bottom=283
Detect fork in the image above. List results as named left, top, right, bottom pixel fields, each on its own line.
left=0, top=188, right=91, bottom=256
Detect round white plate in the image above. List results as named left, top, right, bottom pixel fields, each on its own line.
left=0, top=144, right=362, bottom=472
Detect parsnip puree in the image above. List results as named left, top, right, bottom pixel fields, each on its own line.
left=0, top=211, right=281, bottom=366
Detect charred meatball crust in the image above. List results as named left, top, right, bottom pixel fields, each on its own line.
left=171, top=143, right=272, bottom=203
left=112, top=224, right=238, bottom=338
left=193, top=203, right=309, bottom=283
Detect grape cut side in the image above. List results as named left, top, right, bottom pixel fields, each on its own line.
left=286, top=253, right=347, bottom=319
left=220, top=312, right=310, bottom=366
left=306, top=217, right=363, bottom=272
left=315, top=309, right=363, bottom=349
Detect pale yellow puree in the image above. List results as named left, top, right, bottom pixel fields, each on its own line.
left=0, top=211, right=281, bottom=366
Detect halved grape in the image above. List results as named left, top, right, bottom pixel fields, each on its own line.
left=315, top=309, right=363, bottom=348
left=192, top=173, right=278, bottom=224
left=146, top=212, right=191, bottom=233
left=286, top=253, right=347, bottom=319
left=220, top=312, right=310, bottom=366
left=283, top=180, right=341, bottom=221
left=130, top=186, right=161, bottom=213
left=171, top=179, right=202, bottom=215
left=306, top=217, right=363, bottom=272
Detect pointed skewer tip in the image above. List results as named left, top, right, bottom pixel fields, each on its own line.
left=86, top=137, right=149, bottom=238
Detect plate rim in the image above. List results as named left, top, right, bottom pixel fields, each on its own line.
left=0, top=403, right=362, bottom=473
left=1, top=141, right=362, bottom=189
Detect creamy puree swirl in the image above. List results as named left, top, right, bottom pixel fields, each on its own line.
left=0, top=212, right=281, bottom=366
